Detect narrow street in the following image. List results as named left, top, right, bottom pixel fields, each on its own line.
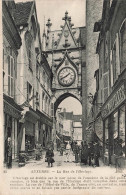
left=12, top=150, right=105, bottom=169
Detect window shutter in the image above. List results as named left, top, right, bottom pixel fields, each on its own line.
left=51, top=103, right=54, bottom=117
left=103, top=72, right=109, bottom=102
left=8, top=56, right=10, bottom=96
left=116, top=33, right=120, bottom=76
left=27, top=82, right=29, bottom=101
left=110, top=50, right=113, bottom=87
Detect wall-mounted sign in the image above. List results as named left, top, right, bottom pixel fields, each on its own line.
left=4, top=101, right=21, bottom=119
left=101, top=83, right=126, bottom=119
left=95, top=116, right=103, bottom=141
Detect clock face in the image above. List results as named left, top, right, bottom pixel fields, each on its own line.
left=58, top=67, right=76, bottom=86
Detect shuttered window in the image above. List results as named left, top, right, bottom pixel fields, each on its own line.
left=111, top=34, right=120, bottom=86
left=25, top=31, right=33, bottom=70
left=119, top=20, right=126, bottom=73
left=103, top=72, right=109, bottom=102
left=8, top=55, right=14, bottom=97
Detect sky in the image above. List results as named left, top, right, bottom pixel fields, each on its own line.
left=15, top=0, right=86, bottom=35
left=15, top=0, right=85, bottom=114
left=58, top=97, right=82, bottom=115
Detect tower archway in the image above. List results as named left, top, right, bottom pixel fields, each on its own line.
left=54, top=92, right=81, bottom=116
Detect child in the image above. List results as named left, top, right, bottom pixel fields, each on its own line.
left=46, top=147, right=54, bottom=167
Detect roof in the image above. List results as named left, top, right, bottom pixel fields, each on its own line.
left=14, top=1, right=33, bottom=26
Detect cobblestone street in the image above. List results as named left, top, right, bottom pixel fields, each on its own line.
left=11, top=150, right=106, bottom=169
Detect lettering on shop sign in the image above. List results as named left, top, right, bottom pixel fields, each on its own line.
left=102, top=84, right=125, bottom=118
left=4, top=102, right=21, bottom=119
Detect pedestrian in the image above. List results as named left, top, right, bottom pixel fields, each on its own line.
left=94, top=142, right=100, bottom=167
left=7, top=137, right=12, bottom=168
left=115, top=139, right=124, bottom=172
left=81, top=141, right=88, bottom=165
left=60, top=141, right=65, bottom=156
left=74, top=142, right=80, bottom=163
left=65, top=141, right=71, bottom=162
left=35, top=142, right=42, bottom=160
left=45, top=147, right=55, bottom=167
left=88, top=142, right=94, bottom=166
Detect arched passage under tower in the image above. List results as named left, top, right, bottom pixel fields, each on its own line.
left=54, top=92, right=82, bottom=116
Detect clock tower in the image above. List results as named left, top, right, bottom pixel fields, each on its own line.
left=43, top=11, right=86, bottom=140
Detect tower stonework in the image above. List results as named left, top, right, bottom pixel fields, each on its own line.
left=44, top=12, right=86, bottom=142
left=86, top=0, right=103, bottom=118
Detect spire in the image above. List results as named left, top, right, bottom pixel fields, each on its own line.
left=46, top=18, right=52, bottom=33
left=62, top=11, right=71, bottom=21
left=42, top=16, right=46, bottom=51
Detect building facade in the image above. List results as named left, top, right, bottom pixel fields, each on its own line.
left=93, top=0, right=126, bottom=166
left=3, top=0, right=22, bottom=163
left=73, top=115, right=82, bottom=142
left=2, top=0, right=53, bottom=166
left=85, top=0, right=103, bottom=141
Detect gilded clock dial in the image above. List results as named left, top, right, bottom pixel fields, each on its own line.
left=58, top=67, right=75, bottom=86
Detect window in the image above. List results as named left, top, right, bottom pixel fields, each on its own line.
left=25, top=31, right=33, bottom=70
left=8, top=55, right=14, bottom=97
left=119, top=20, right=126, bottom=73
left=48, top=100, right=50, bottom=115
left=36, top=92, right=39, bottom=109
left=45, top=96, right=48, bottom=114
left=110, top=0, right=113, bottom=7
left=111, top=112, right=118, bottom=155
left=36, top=64, right=40, bottom=80
left=43, top=71, right=45, bottom=86
left=42, top=92, right=45, bottom=111
left=112, top=43, right=116, bottom=83
left=119, top=106, right=125, bottom=157
left=28, top=47, right=32, bottom=70
left=103, top=72, right=109, bottom=102
left=111, top=34, right=120, bottom=85
left=27, top=82, right=32, bottom=102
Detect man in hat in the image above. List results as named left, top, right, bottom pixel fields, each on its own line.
left=88, top=142, right=94, bottom=166
left=94, top=142, right=100, bottom=167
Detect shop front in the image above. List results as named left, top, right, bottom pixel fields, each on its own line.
left=18, top=107, right=39, bottom=157
left=102, top=81, right=126, bottom=166
left=36, top=109, right=53, bottom=148
left=3, top=94, right=23, bottom=167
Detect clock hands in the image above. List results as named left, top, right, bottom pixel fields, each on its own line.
left=60, top=73, right=70, bottom=80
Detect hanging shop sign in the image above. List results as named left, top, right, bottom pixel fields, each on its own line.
left=101, top=83, right=126, bottom=119
left=95, top=116, right=103, bottom=141
left=86, top=123, right=94, bottom=142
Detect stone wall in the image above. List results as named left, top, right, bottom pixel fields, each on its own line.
left=86, top=0, right=103, bottom=117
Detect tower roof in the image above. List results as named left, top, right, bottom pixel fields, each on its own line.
left=45, top=11, right=85, bottom=51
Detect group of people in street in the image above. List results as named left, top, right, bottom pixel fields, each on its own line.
left=65, top=140, right=101, bottom=167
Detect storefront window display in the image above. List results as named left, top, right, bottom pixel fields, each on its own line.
left=111, top=112, right=118, bottom=155
left=104, top=119, right=109, bottom=155
left=25, top=135, right=35, bottom=151
left=119, top=105, right=125, bottom=157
